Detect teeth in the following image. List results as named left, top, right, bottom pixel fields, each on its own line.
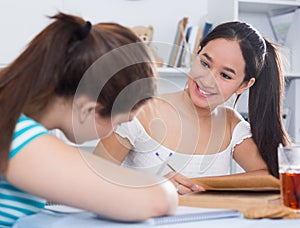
left=195, top=81, right=214, bottom=95
left=199, top=88, right=211, bottom=95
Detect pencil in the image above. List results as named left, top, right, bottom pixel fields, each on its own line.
left=155, top=152, right=176, bottom=172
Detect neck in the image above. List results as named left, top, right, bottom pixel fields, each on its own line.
left=30, top=96, right=72, bottom=131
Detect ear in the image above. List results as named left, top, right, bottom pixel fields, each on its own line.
left=236, top=78, right=255, bottom=95
left=74, top=96, right=98, bottom=124
left=80, top=101, right=98, bottom=124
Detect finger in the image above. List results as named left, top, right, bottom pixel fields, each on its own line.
left=176, top=184, right=193, bottom=195
left=166, top=172, right=205, bottom=192
left=191, top=184, right=205, bottom=192
left=174, top=176, right=204, bottom=192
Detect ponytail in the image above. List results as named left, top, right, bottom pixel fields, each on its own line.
left=199, top=21, right=291, bottom=178
left=0, top=12, right=155, bottom=177
left=0, top=13, right=92, bottom=176
left=248, top=39, right=290, bottom=178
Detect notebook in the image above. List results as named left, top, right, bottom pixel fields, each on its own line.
left=146, top=206, right=241, bottom=225
left=45, top=204, right=84, bottom=213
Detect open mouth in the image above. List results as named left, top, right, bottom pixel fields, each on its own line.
left=195, top=82, right=217, bottom=98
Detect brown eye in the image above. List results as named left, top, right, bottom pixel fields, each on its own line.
left=221, top=73, right=232, bottom=80
left=200, top=60, right=209, bottom=68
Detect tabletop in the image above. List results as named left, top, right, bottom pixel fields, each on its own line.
left=13, top=208, right=300, bottom=228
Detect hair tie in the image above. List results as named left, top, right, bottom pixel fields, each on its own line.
left=76, top=21, right=92, bottom=40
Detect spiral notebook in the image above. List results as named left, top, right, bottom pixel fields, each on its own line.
left=146, top=206, right=241, bottom=225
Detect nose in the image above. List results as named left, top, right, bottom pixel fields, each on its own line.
left=202, top=70, right=216, bottom=88
left=190, top=68, right=216, bottom=89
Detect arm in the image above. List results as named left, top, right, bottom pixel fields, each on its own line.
left=94, top=132, right=131, bottom=164
left=5, top=135, right=178, bottom=221
left=233, top=137, right=269, bottom=176
left=95, top=130, right=203, bottom=195
left=226, top=108, right=269, bottom=176
left=165, top=172, right=205, bottom=195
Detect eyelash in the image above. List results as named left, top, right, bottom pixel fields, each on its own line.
left=200, top=60, right=209, bottom=68
left=221, top=73, right=232, bottom=80
left=200, top=59, right=232, bottom=80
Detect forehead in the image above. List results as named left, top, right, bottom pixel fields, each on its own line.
left=201, top=38, right=245, bottom=74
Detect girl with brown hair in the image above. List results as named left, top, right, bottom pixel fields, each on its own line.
left=0, top=12, right=178, bottom=226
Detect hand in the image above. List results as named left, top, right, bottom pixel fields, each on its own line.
left=165, top=172, right=205, bottom=195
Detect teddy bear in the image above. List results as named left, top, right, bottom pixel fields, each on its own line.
left=131, top=25, right=163, bottom=67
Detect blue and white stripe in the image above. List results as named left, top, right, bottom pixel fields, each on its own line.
left=0, top=115, right=48, bottom=227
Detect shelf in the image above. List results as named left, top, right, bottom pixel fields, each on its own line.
left=208, top=0, right=300, bottom=24
left=285, top=72, right=300, bottom=78
left=157, top=67, right=189, bottom=77
left=157, top=67, right=300, bottom=79
left=239, top=0, right=300, bottom=14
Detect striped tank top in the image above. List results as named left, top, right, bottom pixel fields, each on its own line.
left=0, top=115, right=48, bottom=227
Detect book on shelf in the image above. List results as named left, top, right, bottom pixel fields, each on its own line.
left=168, top=17, right=189, bottom=67
left=168, top=19, right=213, bottom=68
left=186, top=25, right=198, bottom=54
left=201, top=21, right=213, bottom=41
left=192, top=26, right=203, bottom=55
left=174, top=18, right=191, bottom=68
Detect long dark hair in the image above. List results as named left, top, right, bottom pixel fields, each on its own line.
left=200, top=21, right=290, bottom=178
left=0, top=12, right=156, bottom=176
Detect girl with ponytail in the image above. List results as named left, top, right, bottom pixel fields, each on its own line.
left=95, top=21, right=290, bottom=195
left=0, top=12, right=177, bottom=226
left=199, top=22, right=290, bottom=178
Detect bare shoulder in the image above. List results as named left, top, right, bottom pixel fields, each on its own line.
left=218, top=106, right=245, bottom=128
left=137, top=91, right=182, bottom=124
left=136, top=91, right=184, bottom=138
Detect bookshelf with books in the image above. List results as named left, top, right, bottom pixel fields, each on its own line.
left=166, top=18, right=212, bottom=69
left=159, top=1, right=300, bottom=78
left=158, top=18, right=213, bottom=94
left=2, top=0, right=300, bottom=142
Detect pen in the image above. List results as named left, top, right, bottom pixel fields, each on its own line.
left=155, top=152, right=176, bottom=172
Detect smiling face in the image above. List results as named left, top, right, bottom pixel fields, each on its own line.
left=187, top=38, right=254, bottom=111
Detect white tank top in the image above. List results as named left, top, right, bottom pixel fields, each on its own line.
left=116, top=116, right=252, bottom=178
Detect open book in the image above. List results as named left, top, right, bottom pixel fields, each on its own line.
left=190, top=174, right=280, bottom=191
left=146, top=206, right=240, bottom=225
left=179, top=175, right=281, bottom=212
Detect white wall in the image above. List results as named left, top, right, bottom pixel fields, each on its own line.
left=0, top=0, right=62, bottom=65
left=0, top=0, right=208, bottom=65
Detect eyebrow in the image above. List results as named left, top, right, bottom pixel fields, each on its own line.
left=202, top=53, right=236, bottom=75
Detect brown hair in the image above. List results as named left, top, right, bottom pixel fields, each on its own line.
left=0, top=12, right=156, bottom=176
left=200, top=21, right=290, bottom=178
